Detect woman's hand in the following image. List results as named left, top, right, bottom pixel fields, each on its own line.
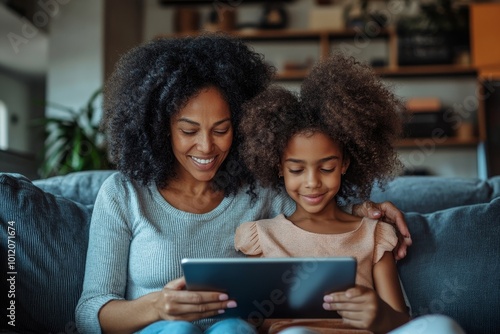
left=154, top=277, right=237, bottom=322
left=352, top=201, right=412, bottom=260
left=98, top=277, right=238, bottom=333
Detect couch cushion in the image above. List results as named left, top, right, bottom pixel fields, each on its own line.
left=0, top=173, right=91, bottom=333
left=491, top=176, right=500, bottom=199
left=397, top=197, right=500, bottom=334
left=33, top=170, right=114, bottom=207
left=371, top=176, right=500, bottom=213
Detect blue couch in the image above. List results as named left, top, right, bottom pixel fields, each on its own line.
left=0, top=171, right=499, bottom=333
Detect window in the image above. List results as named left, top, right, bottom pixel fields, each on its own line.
left=0, top=101, right=7, bottom=150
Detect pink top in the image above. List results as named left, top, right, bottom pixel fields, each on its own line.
left=234, top=214, right=398, bottom=334
left=235, top=214, right=397, bottom=289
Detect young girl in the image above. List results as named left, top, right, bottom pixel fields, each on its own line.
left=235, top=54, right=464, bottom=334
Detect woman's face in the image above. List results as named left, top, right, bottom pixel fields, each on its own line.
left=169, top=86, right=233, bottom=183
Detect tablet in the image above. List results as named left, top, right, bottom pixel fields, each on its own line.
left=181, top=257, right=356, bottom=323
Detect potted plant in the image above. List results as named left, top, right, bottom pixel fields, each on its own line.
left=35, top=88, right=111, bottom=178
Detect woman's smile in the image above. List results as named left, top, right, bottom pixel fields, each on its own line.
left=190, top=155, right=218, bottom=170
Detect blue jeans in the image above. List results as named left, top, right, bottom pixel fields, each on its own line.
left=140, top=318, right=257, bottom=334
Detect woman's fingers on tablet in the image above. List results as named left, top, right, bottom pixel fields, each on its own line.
left=164, top=276, right=186, bottom=290
left=157, top=288, right=237, bottom=321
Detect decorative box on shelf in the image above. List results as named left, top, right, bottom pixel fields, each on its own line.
left=403, top=97, right=455, bottom=139
left=397, top=30, right=454, bottom=66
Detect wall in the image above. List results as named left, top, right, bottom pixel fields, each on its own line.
left=0, top=3, right=47, bottom=155
left=46, top=0, right=104, bottom=119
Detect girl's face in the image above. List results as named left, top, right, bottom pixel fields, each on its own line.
left=170, top=86, right=233, bottom=183
left=280, top=132, right=349, bottom=215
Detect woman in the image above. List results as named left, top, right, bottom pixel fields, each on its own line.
left=75, top=33, right=411, bottom=334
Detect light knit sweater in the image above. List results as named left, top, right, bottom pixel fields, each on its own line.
left=75, top=172, right=296, bottom=333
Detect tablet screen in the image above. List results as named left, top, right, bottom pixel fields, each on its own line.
left=181, top=257, right=356, bottom=323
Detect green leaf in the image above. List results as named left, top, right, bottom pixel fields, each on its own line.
left=35, top=87, right=110, bottom=177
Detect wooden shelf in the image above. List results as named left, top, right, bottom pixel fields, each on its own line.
left=396, top=137, right=480, bottom=148
left=159, top=0, right=294, bottom=5
left=229, top=28, right=393, bottom=40
left=275, top=65, right=477, bottom=81
left=275, top=69, right=310, bottom=81
left=157, top=28, right=393, bottom=39
left=376, top=65, right=477, bottom=77
left=231, top=28, right=330, bottom=40
left=478, top=66, right=500, bottom=80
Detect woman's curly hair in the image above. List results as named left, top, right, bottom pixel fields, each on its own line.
left=102, top=33, right=274, bottom=193
left=240, top=53, right=404, bottom=202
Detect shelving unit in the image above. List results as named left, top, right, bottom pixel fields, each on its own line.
left=159, top=26, right=486, bottom=177
left=396, top=137, right=479, bottom=148
left=162, top=29, right=478, bottom=76
left=230, top=28, right=396, bottom=71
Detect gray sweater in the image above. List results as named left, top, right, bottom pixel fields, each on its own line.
left=75, top=172, right=295, bottom=333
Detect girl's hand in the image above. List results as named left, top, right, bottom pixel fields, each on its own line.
left=153, top=277, right=237, bottom=321
left=352, top=201, right=412, bottom=260
left=323, top=285, right=386, bottom=331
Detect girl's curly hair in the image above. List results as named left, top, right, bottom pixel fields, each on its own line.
left=240, top=53, right=404, bottom=202
left=102, top=33, right=274, bottom=193
left=240, top=87, right=307, bottom=187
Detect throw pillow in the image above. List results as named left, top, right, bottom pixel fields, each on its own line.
left=0, top=173, right=91, bottom=333
left=370, top=176, right=496, bottom=213
left=490, top=175, right=500, bottom=199
left=398, top=197, right=500, bottom=334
